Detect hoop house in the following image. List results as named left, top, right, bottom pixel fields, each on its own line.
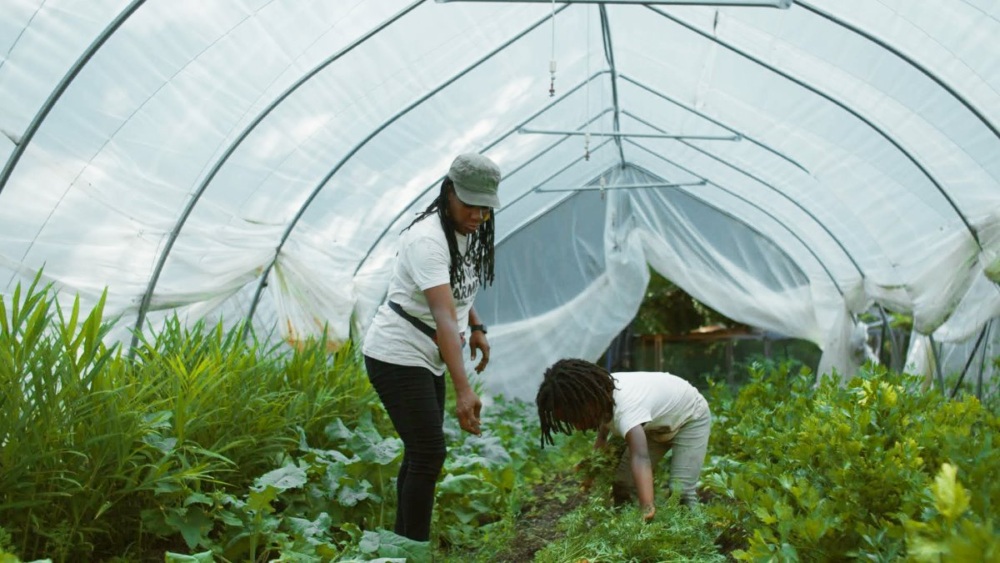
left=1, top=0, right=998, bottom=400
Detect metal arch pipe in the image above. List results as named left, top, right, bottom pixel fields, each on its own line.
left=621, top=107, right=865, bottom=279
left=436, top=0, right=792, bottom=6
left=0, top=0, right=147, bottom=196
left=493, top=113, right=614, bottom=213
left=241, top=5, right=572, bottom=338
left=647, top=5, right=982, bottom=250
left=353, top=91, right=616, bottom=278
left=796, top=1, right=1000, bottom=145
left=949, top=322, right=989, bottom=399
left=625, top=138, right=846, bottom=297
left=495, top=138, right=618, bottom=247
left=598, top=6, right=625, bottom=166
left=518, top=127, right=740, bottom=141
left=127, top=0, right=427, bottom=356
left=536, top=180, right=707, bottom=192
left=619, top=74, right=809, bottom=174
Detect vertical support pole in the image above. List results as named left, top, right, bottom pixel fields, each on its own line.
left=623, top=323, right=633, bottom=370
left=877, top=306, right=889, bottom=366
left=976, top=321, right=991, bottom=400
left=928, top=334, right=946, bottom=395
left=726, top=339, right=735, bottom=387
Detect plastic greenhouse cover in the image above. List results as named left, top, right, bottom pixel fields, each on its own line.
left=1, top=0, right=998, bottom=400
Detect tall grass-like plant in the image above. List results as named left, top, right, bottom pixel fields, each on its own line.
left=0, top=276, right=380, bottom=561
left=0, top=276, right=179, bottom=561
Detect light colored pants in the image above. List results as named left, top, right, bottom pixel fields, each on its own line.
left=613, top=407, right=712, bottom=505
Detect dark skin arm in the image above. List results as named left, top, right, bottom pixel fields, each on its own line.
left=624, top=424, right=656, bottom=522
left=425, top=284, right=481, bottom=435
left=467, top=307, right=490, bottom=373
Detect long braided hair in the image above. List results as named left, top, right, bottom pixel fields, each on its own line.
left=536, top=359, right=617, bottom=447
left=405, top=177, right=495, bottom=289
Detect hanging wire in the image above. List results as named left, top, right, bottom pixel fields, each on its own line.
left=549, top=0, right=557, bottom=96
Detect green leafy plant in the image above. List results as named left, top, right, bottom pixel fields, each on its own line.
left=0, top=276, right=382, bottom=561
left=903, top=463, right=1000, bottom=562
left=703, top=361, right=1000, bottom=561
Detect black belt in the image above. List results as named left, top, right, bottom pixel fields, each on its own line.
left=388, top=300, right=437, bottom=342
left=388, top=300, right=466, bottom=350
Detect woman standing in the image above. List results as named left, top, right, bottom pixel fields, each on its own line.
left=362, top=153, right=501, bottom=541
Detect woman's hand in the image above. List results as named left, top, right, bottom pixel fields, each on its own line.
left=455, top=386, right=482, bottom=435
left=642, top=504, right=656, bottom=522
left=469, top=330, right=490, bottom=373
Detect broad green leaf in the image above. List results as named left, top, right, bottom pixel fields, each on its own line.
left=436, top=473, right=485, bottom=495
left=164, top=507, right=214, bottom=549
left=285, top=513, right=333, bottom=540
left=337, top=480, right=375, bottom=506
left=357, top=530, right=429, bottom=562
left=184, top=492, right=213, bottom=507
left=165, top=551, right=214, bottom=562
left=247, top=484, right=279, bottom=513
left=932, top=463, right=970, bottom=521
left=255, top=462, right=308, bottom=492
left=907, top=537, right=947, bottom=561
left=753, top=506, right=777, bottom=525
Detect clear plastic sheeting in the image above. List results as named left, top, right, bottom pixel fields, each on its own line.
left=1, top=0, right=998, bottom=400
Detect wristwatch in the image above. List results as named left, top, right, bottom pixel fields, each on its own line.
left=470, top=324, right=487, bottom=334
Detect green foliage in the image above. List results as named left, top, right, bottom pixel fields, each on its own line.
left=143, top=411, right=404, bottom=562
left=703, top=361, right=1000, bottom=561
left=533, top=494, right=726, bottom=563
left=337, top=529, right=430, bottom=562
left=0, top=277, right=380, bottom=562
left=903, top=463, right=1000, bottom=562
left=632, top=268, right=741, bottom=335
left=433, top=396, right=551, bottom=551
left=8, top=275, right=996, bottom=562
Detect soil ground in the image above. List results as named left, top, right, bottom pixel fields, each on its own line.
left=492, top=471, right=589, bottom=563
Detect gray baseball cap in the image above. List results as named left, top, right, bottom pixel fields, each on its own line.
left=448, top=153, right=501, bottom=209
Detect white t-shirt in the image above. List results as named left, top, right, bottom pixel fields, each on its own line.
left=362, top=214, right=480, bottom=375
left=609, top=371, right=709, bottom=442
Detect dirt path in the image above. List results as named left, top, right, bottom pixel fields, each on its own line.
left=493, top=471, right=589, bottom=562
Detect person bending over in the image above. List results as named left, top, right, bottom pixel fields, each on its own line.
left=363, top=153, right=501, bottom=541
left=536, top=358, right=712, bottom=522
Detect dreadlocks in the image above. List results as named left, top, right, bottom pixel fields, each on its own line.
left=406, top=177, right=495, bottom=289
left=536, top=359, right=617, bottom=447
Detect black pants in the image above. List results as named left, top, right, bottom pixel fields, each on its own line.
left=364, top=355, right=446, bottom=541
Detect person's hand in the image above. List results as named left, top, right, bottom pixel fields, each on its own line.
left=573, top=460, right=595, bottom=491
left=468, top=331, right=490, bottom=373
left=455, top=387, right=482, bottom=435
left=641, top=504, right=656, bottom=523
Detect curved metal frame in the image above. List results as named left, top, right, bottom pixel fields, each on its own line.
left=619, top=74, right=808, bottom=173
left=647, top=5, right=982, bottom=249
left=352, top=72, right=614, bottom=278
left=496, top=137, right=617, bottom=245
left=796, top=1, right=1000, bottom=144
left=599, top=5, right=626, bottom=165
left=241, top=5, right=572, bottom=336
left=621, top=106, right=865, bottom=278
left=127, top=0, right=426, bottom=355
left=4, top=1, right=990, bottom=350
left=625, top=139, right=845, bottom=296
left=0, top=0, right=147, bottom=196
